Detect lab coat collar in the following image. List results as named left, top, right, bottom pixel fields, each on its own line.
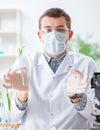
left=37, top=51, right=73, bottom=76
left=37, top=51, right=49, bottom=66
left=37, top=51, right=53, bottom=74
left=56, top=51, right=73, bottom=75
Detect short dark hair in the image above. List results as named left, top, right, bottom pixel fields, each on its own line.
left=39, top=8, right=71, bottom=30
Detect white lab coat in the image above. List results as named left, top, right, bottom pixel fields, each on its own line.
left=11, top=51, right=96, bottom=129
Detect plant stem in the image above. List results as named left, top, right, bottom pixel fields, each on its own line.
left=6, top=88, right=11, bottom=111
left=18, top=46, right=25, bottom=86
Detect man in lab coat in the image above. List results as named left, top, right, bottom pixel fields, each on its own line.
left=3, top=8, right=96, bottom=129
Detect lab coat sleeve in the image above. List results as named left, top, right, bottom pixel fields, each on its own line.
left=11, top=91, right=27, bottom=122
left=78, top=94, right=95, bottom=121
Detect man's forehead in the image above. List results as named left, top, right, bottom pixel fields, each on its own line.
left=41, top=16, right=67, bottom=28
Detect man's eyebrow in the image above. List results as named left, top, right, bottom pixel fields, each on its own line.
left=43, top=26, right=52, bottom=28
left=56, top=25, right=65, bottom=28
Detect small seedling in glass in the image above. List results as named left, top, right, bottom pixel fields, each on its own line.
left=18, top=46, right=25, bottom=86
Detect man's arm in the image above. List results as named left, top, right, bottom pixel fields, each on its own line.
left=11, top=91, right=28, bottom=122
left=15, top=92, right=28, bottom=110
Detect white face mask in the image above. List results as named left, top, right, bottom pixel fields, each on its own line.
left=42, top=30, right=67, bottom=55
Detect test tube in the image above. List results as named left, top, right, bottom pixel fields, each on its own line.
left=73, top=47, right=79, bottom=69
left=19, top=57, right=25, bottom=87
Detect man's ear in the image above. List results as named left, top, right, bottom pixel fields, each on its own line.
left=37, top=31, right=44, bottom=42
left=68, top=30, right=73, bottom=41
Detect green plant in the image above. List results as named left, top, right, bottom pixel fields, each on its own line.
left=18, top=46, right=25, bottom=86
left=6, top=46, right=25, bottom=112
left=68, top=35, right=100, bottom=60
left=18, top=46, right=25, bottom=57
left=6, top=88, right=11, bottom=111
left=0, top=90, right=2, bottom=99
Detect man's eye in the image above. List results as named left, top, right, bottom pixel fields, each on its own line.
left=56, top=28, right=65, bottom=32
left=41, top=28, right=52, bottom=34
left=45, top=29, right=52, bottom=33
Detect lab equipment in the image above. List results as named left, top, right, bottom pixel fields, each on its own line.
left=73, top=47, right=79, bottom=69
left=91, top=72, right=100, bottom=130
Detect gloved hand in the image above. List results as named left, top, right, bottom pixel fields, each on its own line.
left=66, top=68, right=88, bottom=97
left=2, top=67, right=29, bottom=92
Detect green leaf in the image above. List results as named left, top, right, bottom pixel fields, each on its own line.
left=18, top=46, right=25, bottom=57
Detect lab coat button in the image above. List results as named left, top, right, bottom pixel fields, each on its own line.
left=50, top=93, right=53, bottom=98
left=50, top=127, right=56, bottom=130
left=48, top=93, right=53, bottom=98
left=51, top=113, right=54, bottom=117
left=53, top=77, right=55, bottom=79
